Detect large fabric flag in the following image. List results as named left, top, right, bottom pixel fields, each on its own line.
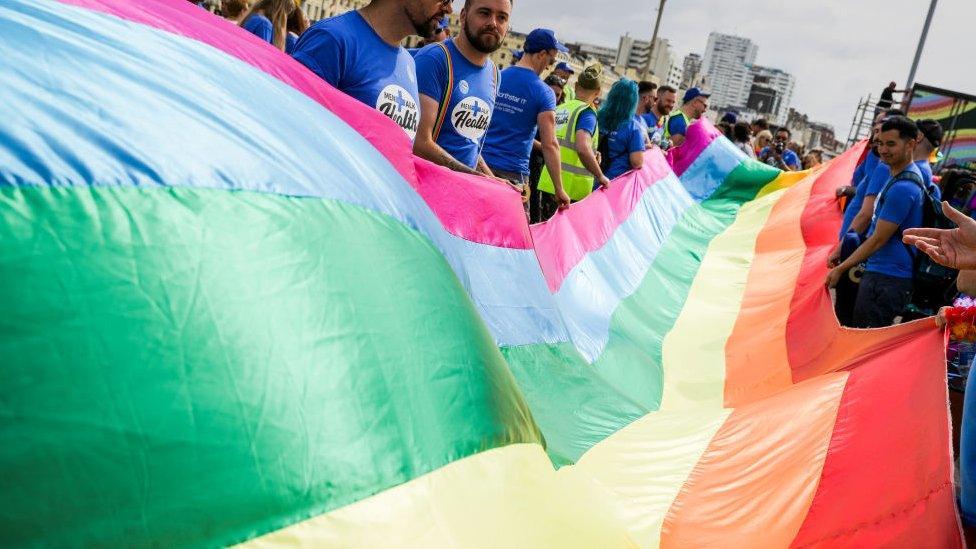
left=0, top=0, right=962, bottom=546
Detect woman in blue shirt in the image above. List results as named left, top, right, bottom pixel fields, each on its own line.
left=240, top=0, right=295, bottom=52
left=598, top=79, right=645, bottom=181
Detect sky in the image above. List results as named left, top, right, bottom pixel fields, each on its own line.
left=506, top=0, right=976, bottom=137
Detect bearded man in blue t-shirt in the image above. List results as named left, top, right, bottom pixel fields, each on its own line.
left=826, top=116, right=926, bottom=328
left=413, top=0, right=510, bottom=178
left=291, top=0, right=453, bottom=141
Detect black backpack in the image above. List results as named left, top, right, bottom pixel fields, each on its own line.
left=597, top=130, right=611, bottom=174
left=876, top=169, right=958, bottom=295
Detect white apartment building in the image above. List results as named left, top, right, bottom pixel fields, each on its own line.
left=702, top=32, right=758, bottom=108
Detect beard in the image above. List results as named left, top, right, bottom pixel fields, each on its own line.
left=464, top=21, right=502, bottom=54
left=411, top=14, right=442, bottom=38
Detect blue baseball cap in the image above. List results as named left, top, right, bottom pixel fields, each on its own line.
left=524, top=28, right=569, bottom=54
left=554, top=62, right=574, bottom=74
left=683, top=87, right=710, bottom=103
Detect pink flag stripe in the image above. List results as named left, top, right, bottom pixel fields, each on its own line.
left=57, top=0, right=533, bottom=249
left=530, top=156, right=673, bottom=293
left=668, top=121, right=723, bottom=176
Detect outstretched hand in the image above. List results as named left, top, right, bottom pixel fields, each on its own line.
left=903, top=202, right=976, bottom=270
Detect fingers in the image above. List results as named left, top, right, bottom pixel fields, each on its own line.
left=903, top=235, right=941, bottom=249
left=916, top=240, right=951, bottom=266
left=902, top=227, right=948, bottom=240
left=942, top=201, right=972, bottom=227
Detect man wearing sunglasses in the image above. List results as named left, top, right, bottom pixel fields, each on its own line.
left=664, top=87, right=710, bottom=148
left=292, top=0, right=453, bottom=142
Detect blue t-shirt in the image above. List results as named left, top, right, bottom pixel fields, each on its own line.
left=667, top=113, right=688, bottom=137
left=760, top=147, right=801, bottom=170
left=242, top=14, right=273, bottom=44
left=481, top=66, right=556, bottom=175
left=576, top=110, right=597, bottom=137
left=840, top=152, right=885, bottom=237
left=865, top=162, right=926, bottom=279
left=641, top=112, right=658, bottom=130
left=415, top=39, right=498, bottom=170
left=916, top=159, right=940, bottom=201
left=285, top=32, right=298, bottom=55
left=634, top=115, right=651, bottom=145
left=859, top=150, right=881, bottom=184
left=605, top=118, right=645, bottom=180
left=292, top=11, right=420, bottom=140
left=863, top=162, right=892, bottom=197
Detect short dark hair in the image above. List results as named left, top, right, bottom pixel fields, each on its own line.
left=775, top=127, right=791, bottom=138
left=752, top=118, right=769, bottom=130
left=638, top=81, right=657, bottom=95
left=464, top=0, right=513, bottom=8
left=657, top=85, right=676, bottom=95
left=885, top=108, right=905, bottom=118
left=733, top=122, right=751, bottom=143
left=880, top=115, right=920, bottom=140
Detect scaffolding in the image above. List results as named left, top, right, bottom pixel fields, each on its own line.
left=845, top=94, right=878, bottom=149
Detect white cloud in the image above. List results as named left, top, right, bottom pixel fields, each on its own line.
left=507, top=0, right=976, bottom=137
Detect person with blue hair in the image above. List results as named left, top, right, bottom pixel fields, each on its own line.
left=598, top=79, right=645, bottom=181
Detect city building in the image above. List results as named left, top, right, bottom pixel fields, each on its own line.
left=303, top=0, right=366, bottom=22
left=786, top=108, right=841, bottom=157
left=615, top=34, right=651, bottom=73
left=701, top=32, right=758, bottom=109
left=615, top=35, right=680, bottom=88
left=745, top=65, right=795, bottom=126
left=681, top=53, right=704, bottom=89
left=566, top=42, right=619, bottom=68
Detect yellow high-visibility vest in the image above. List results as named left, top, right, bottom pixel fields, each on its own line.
left=538, top=99, right=599, bottom=201
left=663, top=110, right=691, bottom=139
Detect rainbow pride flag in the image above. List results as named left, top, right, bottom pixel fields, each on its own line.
left=908, top=87, right=976, bottom=168
left=0, top=0, right=963, bottom=546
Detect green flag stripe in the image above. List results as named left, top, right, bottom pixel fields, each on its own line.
left=0, top=185, right=540, bottom=547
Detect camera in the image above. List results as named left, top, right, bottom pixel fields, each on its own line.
left=774, top=141, right=785, bottom=155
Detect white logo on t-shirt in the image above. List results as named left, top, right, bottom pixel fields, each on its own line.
left=450, top=96, right=491, bottom=142
left=458, top=79, right=470, bottom=95
left=375, top=84, right=419, bottom=140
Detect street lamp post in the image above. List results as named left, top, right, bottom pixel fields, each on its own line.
left=642, top=0, right=667, bottom=81
left=905, top=0, right=938, bottom=93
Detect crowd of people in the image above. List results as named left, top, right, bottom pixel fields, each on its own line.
left=192, top=0, right=976, bottom=531
left=194, top=0, right=831, bottom=224
left=825, top=108, right=957, bottom=329
left=196, top=0, right=976, bottom=326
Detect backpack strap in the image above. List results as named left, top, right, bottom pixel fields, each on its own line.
left=492, top=61, right=500, bottom=96
left=875, top=169, right=929, bottom=264
left=875, top=169, right=927, bottom=212
left=431, top=42, right=454, bottom=142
